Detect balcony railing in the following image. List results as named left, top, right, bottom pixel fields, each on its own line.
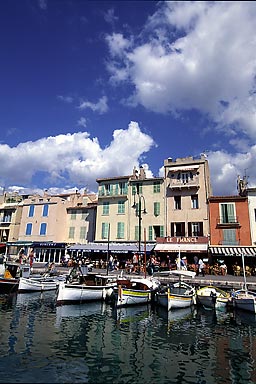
left=168, top=178, right=199, bottom=189
left=216, top=216, right=240, bottom=227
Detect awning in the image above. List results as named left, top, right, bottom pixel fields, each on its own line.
left=68, top=243, right=155, bottom=254
left=169, top=165, right=199, bottom=172
left=209, top=246, right=256, bottom=257
left=154, top=243, right=208, bottom=253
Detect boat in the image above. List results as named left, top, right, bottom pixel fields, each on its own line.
left=0, top=261, right=26, bottom=294
left=232, top=289, right=256, bottom=313
left=232, top=253, right=256, bottom=313
left=56, top=264, right=117, bottom=305
left=196, top=285, right=231, bottom=310
left=155, top=270, right=196, bottom=310
left=112, top=276, right=160, bottom=307
left=18, top=276, right=59, bottom=292
left=155, top=281, right=195, bottom=310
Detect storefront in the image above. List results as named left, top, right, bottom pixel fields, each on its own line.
left=32, top=242, right=66, bottom=265
left=154, top=236, right=209, bottom=269
left=209, top=246, right=256, bottom=275
left=67, top=242, right=155, bottom=269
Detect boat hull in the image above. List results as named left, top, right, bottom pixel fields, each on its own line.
left=196, top=286, right=230, bottom=309
left=18, top=277, right=58, bottom=292
left=233, top=291, right=256, bottom=313
left=0, top=278, right=19, bottom=294
left=116, top=287, right=152, bottom=307
left=56, top=282, right=116, bottom=305
left=157, top=292, right=194, bottom=310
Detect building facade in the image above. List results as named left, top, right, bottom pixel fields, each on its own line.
left=154, top=155, right=211, bottom=264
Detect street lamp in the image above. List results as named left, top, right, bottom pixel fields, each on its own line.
left=132, top=183, right=147, bottom=261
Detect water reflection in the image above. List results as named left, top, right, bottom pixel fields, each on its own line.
left=0, top=293, right=256, bottom=383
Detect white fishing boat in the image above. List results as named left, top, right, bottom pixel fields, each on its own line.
left=56, top=265, right=117, bottom=305
left=113, top=277, right=160, bottom=307
left=155, top=270, right=196, bottom=310
left=196, top=286, right=230, bottom=309
left=18, top=276, right=59, bottom=292
left=232, top=254, right=256, bottom=313
left=156, top=281, right=195, bottom=310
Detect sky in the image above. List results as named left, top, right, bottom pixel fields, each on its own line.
left=1, top=0, right=256, bottom=197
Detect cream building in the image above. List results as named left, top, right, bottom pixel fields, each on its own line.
left=246, top=188, right=256, bottom=245
left=154, top=155, right=212, bottom=259
left=95, top=166, right=165, bottom=252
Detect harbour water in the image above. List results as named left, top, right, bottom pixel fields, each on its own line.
left=0, top=291, right=256, bottom=384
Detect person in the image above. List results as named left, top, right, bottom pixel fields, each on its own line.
left=180, top=257, right=187, bottom=270
left=198, top=258, right=205, bottom=276
left=108, top=254, right=114, bottom=271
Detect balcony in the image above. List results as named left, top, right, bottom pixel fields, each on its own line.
left=168, top=178, right=199, bottom=190
left=216, top=216, right=240, bottom=228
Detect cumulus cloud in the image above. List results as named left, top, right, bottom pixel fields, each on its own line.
left=104, top=1, right=256, bottom=195
left=0, top=122, right=155, bottom=193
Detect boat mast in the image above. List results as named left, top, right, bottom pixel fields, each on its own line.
left=241, top=253, right=247, bottom=291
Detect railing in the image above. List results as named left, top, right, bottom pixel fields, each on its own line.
left=216, top=216, right=240, bottom=227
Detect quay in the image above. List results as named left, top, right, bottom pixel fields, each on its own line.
left=32, top=262, right=256, bottom=292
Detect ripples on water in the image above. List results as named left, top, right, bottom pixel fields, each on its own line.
left=0, top=291, right=256, bottom=384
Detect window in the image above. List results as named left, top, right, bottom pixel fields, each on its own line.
left=117, top=222, right=125, bottom=239
left=69, top=227, right=75, bottom=239
left=42, top=204, right=49, bottom=217
left=119, top=182, right=127, bottom=195
left=191, top=195, right=199, bottom=209
left=103, top=202, right=109, bottom=215
left=25, top=223, right=32, bottom=236
left=153, top=181, right=161, bottom=193
left=135, top=225, right=139, bottom=241
left=222, top=229, right=237, bottom=245
left=154, top=202, right=160, bottom=216
left=118, top=201, right=125, bottom=214
left=132, top=184, right=142, bottom=195
left=28, top=205, right=35, bottom=217
left=174, top=196, right=181, bottom=210
left=188, top=222, right=203, bottom=237
left=105, top=184, right=113, bottom=195
left=171, top=222, right=185, bottom=237
left=80, top=227, right=86, bottom=240
left=40, top=223, right=47, bottom=236
left=71, top=210, right=77, bottom=220
left=101, top=223, right=109, bottom=239
left=220, top=203, right=236, bottom=223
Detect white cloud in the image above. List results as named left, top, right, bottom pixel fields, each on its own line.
left=78, top=96, right=109, bottom=114
left=57, top=95, right=74, bottom=103
left=207, top=149, right=256, bottom=196
left=0, top=122, right=155, bottom=193
left=104, top=8, right=119, bottom=26
left=77, top=117, right=87, bottom=128
left=106, top=2, right=256, bottom=142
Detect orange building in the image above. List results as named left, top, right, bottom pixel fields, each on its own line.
left=208, top=195, right=256, bottom=274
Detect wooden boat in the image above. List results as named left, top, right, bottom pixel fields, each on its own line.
left=156, top=281, right=195, bottom=310
left=232, top=289, right=256, bottom=313
left=18, top=276, right=59, bottom=292
left=232, top=253, right=256, bottom=313
left=113, top=277, right=160, bottom=307
left=0, top=262, right=31, bottom=294
left=196, top=286, right=230, bottom=309
left=56, top=265, right=117, bottom=305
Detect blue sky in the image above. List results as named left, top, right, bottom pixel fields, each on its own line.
left=1, top=0, right=256, bottom=196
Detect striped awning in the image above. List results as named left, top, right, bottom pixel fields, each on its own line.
left=209, top=246, right=256, bottom=257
